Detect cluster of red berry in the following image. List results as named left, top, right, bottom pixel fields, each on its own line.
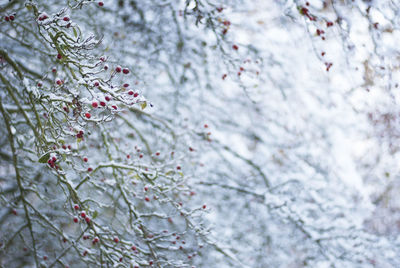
left=4, top=14, right=15, bottom=21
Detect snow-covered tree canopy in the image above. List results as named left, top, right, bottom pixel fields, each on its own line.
left=1, top=0, right=400, bottom=267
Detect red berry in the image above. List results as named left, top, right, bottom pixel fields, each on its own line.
left=113, top=237, right=119, bottom=243
left=139, top=154, right=143, bottom=158
left=5, top=16, right=9, bottom=21
left=105, top=96, right=111, bottom=101
left=92, top=102, right=98, bottom=108
left=94, top=81, right=99, bottom=87
left=85, top=216, right=90, bottom=223
left=223, top=20, right=230, bottom=26
left=131, top=246, right=137, bottom=251
left=327, top=21, right=334, bottom=27
left=123, top=83, right=129, bottom=88
left=98, top=2, right=104, bottom=6
left=204, top=124, right=208, bottom=128
left=37, top=82, right=42, bottom=87
left=57, top=53, right=62, bottom=59
left=115, top=66, right=122, bottom=73
left=52, top=68, right=57, bottom=73
left=11, top=209, right=17, bottom=215
left=122, top=68, right=130, bottom=74
left=100, top=101, right=106, bottom=107
left=80, top=211, right=86, bottom=218
left=217, top=7, right=223, bottom=12
left=85, top=113, right=91, bottom=119
left=74, top=204, right=80, bottom=210
left=56, top=79, right=62, bottom=85
left=176, top=166, right=181, bottom=170
left=63, top=17, right=70, bottom=22
left=67, top=145, right=72, bottom=150
left=73, top=217, right=78, bottom=223
left=43, top=256, right=48, bottom=261
left=38, top=14, right=48, bottom=21
left=155, top=152, right=160, bottom=156
left=92, top=237, right=99, bottom=244
left=144, top=187, right=148, bottom=191
left=145, top=196, right=150, bottom=202
left=77, top=130, right=84, bottom=139
left=87, top=167, right=93, bottom=172
left=112, top=105, right=117, bottom=110
left=133, top=92, right=139, bottom=97
left=202, top=204, right=206, bottom=209
left=104, top=65, right=108, bottom=70
left=62, top=145, right=67, bottom=149
left=232, top=44, right=239, bottom=50
left=128, top=90, right=134, bottom=95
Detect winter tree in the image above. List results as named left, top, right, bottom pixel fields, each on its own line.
left=1, top=0, right=400, bottom=267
